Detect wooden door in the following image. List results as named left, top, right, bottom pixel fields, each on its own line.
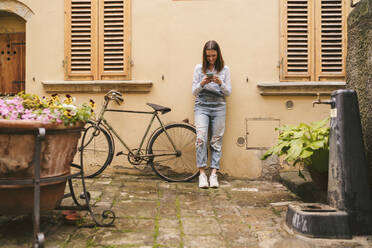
left=0, top=33, right=25, bottom=95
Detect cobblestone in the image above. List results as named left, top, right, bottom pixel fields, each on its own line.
left=0, top=172, right=371, bottom=247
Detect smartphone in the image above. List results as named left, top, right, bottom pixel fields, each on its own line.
left=206, top=72, right=214, bottom=78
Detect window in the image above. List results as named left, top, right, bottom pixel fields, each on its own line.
left=280, top=0, right=347, bottom=81
left=64, top=0, right=131, bottom=80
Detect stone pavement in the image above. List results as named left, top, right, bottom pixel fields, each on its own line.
left=0, top=172, right=372, bottom=248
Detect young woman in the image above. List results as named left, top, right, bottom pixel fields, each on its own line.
left=192, top=40, right=232, bottom=188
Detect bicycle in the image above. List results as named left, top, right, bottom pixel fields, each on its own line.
left=74, top=90, right=199, bottom=182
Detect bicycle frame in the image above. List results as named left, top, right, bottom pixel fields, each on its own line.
left=94, top=102, right=178, bottom=160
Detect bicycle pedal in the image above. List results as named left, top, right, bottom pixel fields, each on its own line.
left=116, top=151, right=124, bottom=156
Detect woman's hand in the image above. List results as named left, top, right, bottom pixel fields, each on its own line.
left=200, top=77, right=212, bottom=87
left=211, top=76, right=222, bottom=86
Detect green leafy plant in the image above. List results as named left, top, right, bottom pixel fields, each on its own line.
left=261, top=118, right=330, bottom=176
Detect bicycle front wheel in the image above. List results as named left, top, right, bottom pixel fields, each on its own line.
left=74, top=123, right=114, bottom=178
left=147, top=123, right=198, bottom=182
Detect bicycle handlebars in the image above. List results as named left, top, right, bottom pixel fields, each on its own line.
left=104, top=90, right=124, bottom=105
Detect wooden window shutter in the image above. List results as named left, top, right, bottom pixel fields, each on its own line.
left=280, top=0, right=314, bottom=81
left=98, top=0, right=130, bottom=80
left=315, top=0, right=346, bottom=81
left=65, top=0, right=98, bottom=80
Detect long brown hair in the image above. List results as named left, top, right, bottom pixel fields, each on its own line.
left=202, top=40, right=224, bottom=74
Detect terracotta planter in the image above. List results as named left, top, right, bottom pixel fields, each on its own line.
left=0, top=120, right=83, bottom=215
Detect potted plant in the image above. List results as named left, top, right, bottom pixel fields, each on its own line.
left=261, top=118, right=330, bottom=190
left=0, top=92, right=93, bottom=214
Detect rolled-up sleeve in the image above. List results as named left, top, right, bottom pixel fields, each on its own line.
left=192, top=64, right=203, bottom=96
left=219, top=66, right=232, bottom=96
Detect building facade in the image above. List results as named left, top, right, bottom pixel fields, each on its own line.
left=0, top=0, right=350, bottom=178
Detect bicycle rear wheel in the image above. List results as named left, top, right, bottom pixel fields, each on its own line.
left=147, top=123, right=198, bottom=182
left=73, top=123, right=114, bottom=178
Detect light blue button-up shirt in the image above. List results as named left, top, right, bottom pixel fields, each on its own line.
left=192, top=64, right=232, bottom=105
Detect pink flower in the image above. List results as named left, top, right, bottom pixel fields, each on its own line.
left=5, top=97, right=21, bottom=105
left=0, top=106, right=9, bottom=117
left=16, top=103, right=24, bottom=112
left=36, top=115, right=49, bottom=123
left=7, top=105, right=15, bottom=112
left=21, top=109, right=36, bottom=120
left=42, top=108, right=51, bottom=115
left=9, top=112, right=19, bottom=120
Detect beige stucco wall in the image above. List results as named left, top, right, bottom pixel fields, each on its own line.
left=3, top=0, right=347, bottom=178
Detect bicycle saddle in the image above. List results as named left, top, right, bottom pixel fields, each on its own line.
left=146, top=103, right=171, bottom=114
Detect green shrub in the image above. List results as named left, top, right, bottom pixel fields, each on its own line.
left=261, top=118, right=330, bottom=174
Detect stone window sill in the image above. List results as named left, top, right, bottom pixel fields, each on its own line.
left=257, top=82, right=346, bottom=96
left=42, top=80, right=153, bottom=93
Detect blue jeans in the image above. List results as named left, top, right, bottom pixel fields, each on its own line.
left=194, top=104, right=226, bottom=170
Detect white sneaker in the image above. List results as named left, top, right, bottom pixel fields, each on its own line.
left=199, top=173, right=209, bottom=188
left=209, top=174, right=219, bottom=188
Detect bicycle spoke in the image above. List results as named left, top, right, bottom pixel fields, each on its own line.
left=179, top=138, right=194, bottom=150
left=73, top=123, right=113, bottom=178
left=148, top=123, right=198, bottom=182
